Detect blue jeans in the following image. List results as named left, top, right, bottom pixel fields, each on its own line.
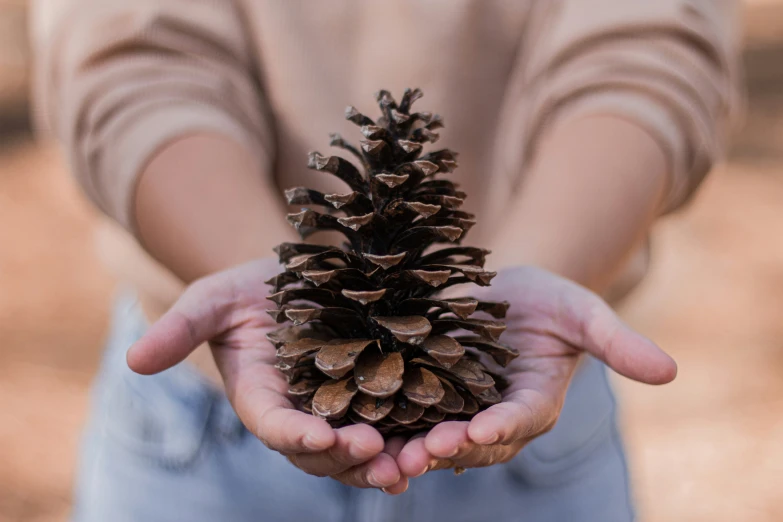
left=72, top=295, right=635, bottom=521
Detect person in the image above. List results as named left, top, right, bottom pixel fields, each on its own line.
left=31, top=1, right=741, bottom=520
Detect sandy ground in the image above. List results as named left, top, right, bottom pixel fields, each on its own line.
left=618, top=161, right=783, bottom=521
left=0, top=142, right=114, bottom=522
left=1, top=137, right=783, bottom=522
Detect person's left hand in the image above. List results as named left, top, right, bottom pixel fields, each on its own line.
left=395, top=265, right=677, bottom=477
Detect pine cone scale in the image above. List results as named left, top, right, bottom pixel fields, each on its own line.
left=354, top=349, right=404, bottom=399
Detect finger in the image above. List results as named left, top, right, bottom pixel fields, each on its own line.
left=381, top=437, right=410, bottom=495
left=426, top=421, right=528, bottom=470
left=126, top=278, right=231, bottom=374
left=400, top=423, right=468, bottom=477
left=288, top=424, right=384, bottom=476
left=423, top=421, right=470, bottom=459
left=396, top=434, right=431, bottom=478
left=449, top=441, right=523, bottom=469
left=579, top=297, right=677, bottom=385
left=425, top=422, right=482, bottom=469
left=380, top=438, right=411, bottom=494
left=382, top=477, right=409, bottom=496
left=383, top=436, right=408, bottom=459
left=332, top=453, right=401, bottom=489
left=467, top=388, right=556, bottom=445
left=246, top=397, right=335, bottom=454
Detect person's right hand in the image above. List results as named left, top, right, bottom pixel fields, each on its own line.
left=126, top=257, right=409, bottom=494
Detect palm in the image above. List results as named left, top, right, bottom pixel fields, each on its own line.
left=395, top=266, right=677, bottom=476
left=474, top=267, right=616, bottom=438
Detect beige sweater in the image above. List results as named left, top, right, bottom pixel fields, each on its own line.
left=31, top=0, right=742, bottom=314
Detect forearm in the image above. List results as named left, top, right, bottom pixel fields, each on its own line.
left=487, top=115, right=668, bottom=292
left=135, top=134, right=295, bottom=283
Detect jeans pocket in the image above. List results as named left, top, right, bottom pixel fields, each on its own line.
left=97, top=294, right=216, bottom=470
left=102, top=366, right=215, bottom=470
left=506, top=356, right=617, bottom=486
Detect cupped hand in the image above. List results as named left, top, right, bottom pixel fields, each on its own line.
left=396, top=265, right=677, bottom=478
left=126, top=258, right=408, bottom=494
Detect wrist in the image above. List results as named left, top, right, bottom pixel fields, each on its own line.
left=486, top=115, right=667, bottom=291
left=134, top=133, right=295, bottom=282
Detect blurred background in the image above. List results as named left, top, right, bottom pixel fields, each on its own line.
left=2, top=0, right=783, bottom=520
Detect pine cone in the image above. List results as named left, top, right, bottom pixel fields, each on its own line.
left=267, top=89, right=518, bottom=437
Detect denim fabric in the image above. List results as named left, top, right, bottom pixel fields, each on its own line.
left=72, top=295, right=635, bottom=522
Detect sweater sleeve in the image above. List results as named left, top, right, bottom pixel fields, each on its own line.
left=30, top=0, right=274, bottom=231
left=509, top=0, right=743, bottom=213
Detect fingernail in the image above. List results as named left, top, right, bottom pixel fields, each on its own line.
left=479, top=433, right=499, bottom=445
left=411, top=464, right=430, bottom=478
left=348, top=441, right=370, bottom=459
left=303, top=434, right=326, bottom=451
left=381, top=487, right=391, bottom=495
left=367, top=470, right=383, bottom=488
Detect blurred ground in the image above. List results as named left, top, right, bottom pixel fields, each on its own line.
left=3, top=2, right=783, bottom=522
left=618, top=161, right=783, bottom=521
left=0, top=143, right=114, bottom=521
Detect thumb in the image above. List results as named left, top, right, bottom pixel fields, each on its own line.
left=126, top=279, right=231, bottom=375
left=578, top=297, right=677, bottom=385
